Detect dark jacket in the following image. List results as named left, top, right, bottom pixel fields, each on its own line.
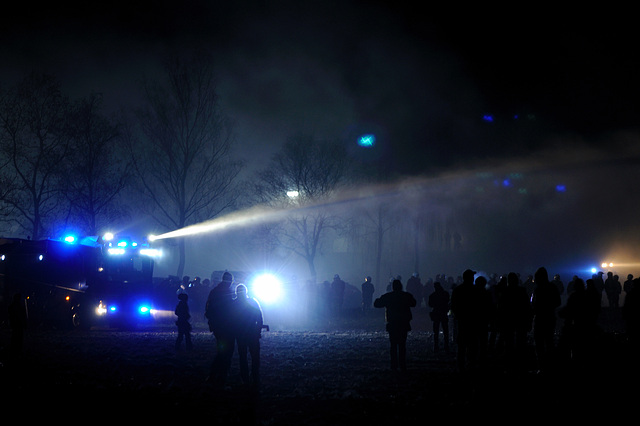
left=205, top=282, right=235, bottom=334
left=234, top=296, right=264, bottom=342
left=428, top=284, right=450, bottom=321
left=374, top=289, right=417, bottom=332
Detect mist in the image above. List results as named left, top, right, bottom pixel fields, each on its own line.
left=150, top=131, right=640, bottom=287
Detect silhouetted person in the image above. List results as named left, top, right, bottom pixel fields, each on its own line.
left=474, top=275, right=494, bottom=363
left=429, top=282, right=450, bottom=352
left=331, top=274, right=346, bottom=313
left=566, top=275, right=579, bottom=297
left=558, top=277, right=600, bottom=367
left=488, top=274, right=507, bottom=354
left=531, top=266, right=561, bottom=372
left=422, top=278, right=434, bottom=309
left=374, top=279, right=417, bottom=371
left=8, top=292, right=28, bottom=358
left=406, top=272, right=423, bottom=308
left=497, top=272, right=531, bottom=372
left=623, top=278, right=640, bottom=354
left=361, top=276, right=374, bottom=311
left=175, top=293, right=193, bottom=351
left=450, top=269, right=484, bottom=372
left=623, top=274, right=634, bottom=302
left=233, top=284, right=264, bottom=387
left=593, top=271, right=605, bottom=306
left=604, top=272, right=621, bottom=309
left=205, top=271, right=236, bottom=386
left=552, top=274, right=565, bottom=296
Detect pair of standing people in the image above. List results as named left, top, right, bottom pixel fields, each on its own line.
left=205, top=271, right=264, bottom=387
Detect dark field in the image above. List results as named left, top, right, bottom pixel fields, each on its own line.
left=0, top=309, right=635, bottom=424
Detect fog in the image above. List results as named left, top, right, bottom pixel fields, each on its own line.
left=151, top=132, right=640, bottom=287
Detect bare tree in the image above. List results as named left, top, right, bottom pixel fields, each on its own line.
left=253, top=133, right=350, bottom=281
left=63, top=93, right=131, bottom=235
left=128, top=53, right=243, bottom=278
left=0, top=73, right=71, bottom=239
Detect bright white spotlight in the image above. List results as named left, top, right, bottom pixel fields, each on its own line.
left=250, top=273, right=283, bottom=305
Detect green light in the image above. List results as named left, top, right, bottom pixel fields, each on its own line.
left=358, top=134, right=375, bottom=147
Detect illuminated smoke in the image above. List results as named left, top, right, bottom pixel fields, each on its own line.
left=149, top=137, right=640, bottom=277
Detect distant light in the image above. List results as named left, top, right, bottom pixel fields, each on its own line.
left=286, top=190, right=299, bottom=198
left=502, top=179, right=511, bottom=187
left=38, top=254, right=44, bottom=261
left=108, top=248, right=125, bottom=255
left=96, top=302, right=107, bottom=316
left=117, top=240, right=127, bottom=247
left=591, top=267, right=597, bottom=274
left=556, top=184, right=566, bottom=192
left=358, top=134, right=375, bottom=147
left=482, top=115, right=494, bottom=122
left=148, top=234, right=157, bottom=242
left=103, top=232, right=114, bottom=241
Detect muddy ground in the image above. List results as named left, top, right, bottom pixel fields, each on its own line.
left=0, top=308, right=636, bottom=424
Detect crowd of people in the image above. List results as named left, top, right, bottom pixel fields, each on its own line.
left=169, top=265, right=640, bottom=391
left=369, top=266, right=640, bottom=375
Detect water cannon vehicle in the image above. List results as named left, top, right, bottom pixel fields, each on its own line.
left=0, top=232, right=161, bottom=329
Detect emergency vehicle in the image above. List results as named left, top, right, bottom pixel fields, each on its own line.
left=0, top=233, right=161, bottom=329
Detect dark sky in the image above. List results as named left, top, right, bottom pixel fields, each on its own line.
left=3, top=1, right=639, bottom=277
left=2, top=1, right=638, bottom=174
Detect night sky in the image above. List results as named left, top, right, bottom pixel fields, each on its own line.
left=2, top=2, right=639, bottom=277
left=3, top=2, right=637, bottom=173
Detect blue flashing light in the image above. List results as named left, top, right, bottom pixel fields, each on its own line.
left=556, top=184, right=566, bottom=192
left=138, top=305, right=151, bottom=314
left=109, top=306, right=117, bottom=312
left=117, top=240, right=127, bottom=247
left=358, top=134, right=375, bottom=147
left=64, top=235, right=77, bottom=243
left=482, top=115, right=494, bottom=122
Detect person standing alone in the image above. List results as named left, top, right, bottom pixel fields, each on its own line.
left=174, top=293, right=193, bottom=351
left=374, top=279, right=417, bottom=371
